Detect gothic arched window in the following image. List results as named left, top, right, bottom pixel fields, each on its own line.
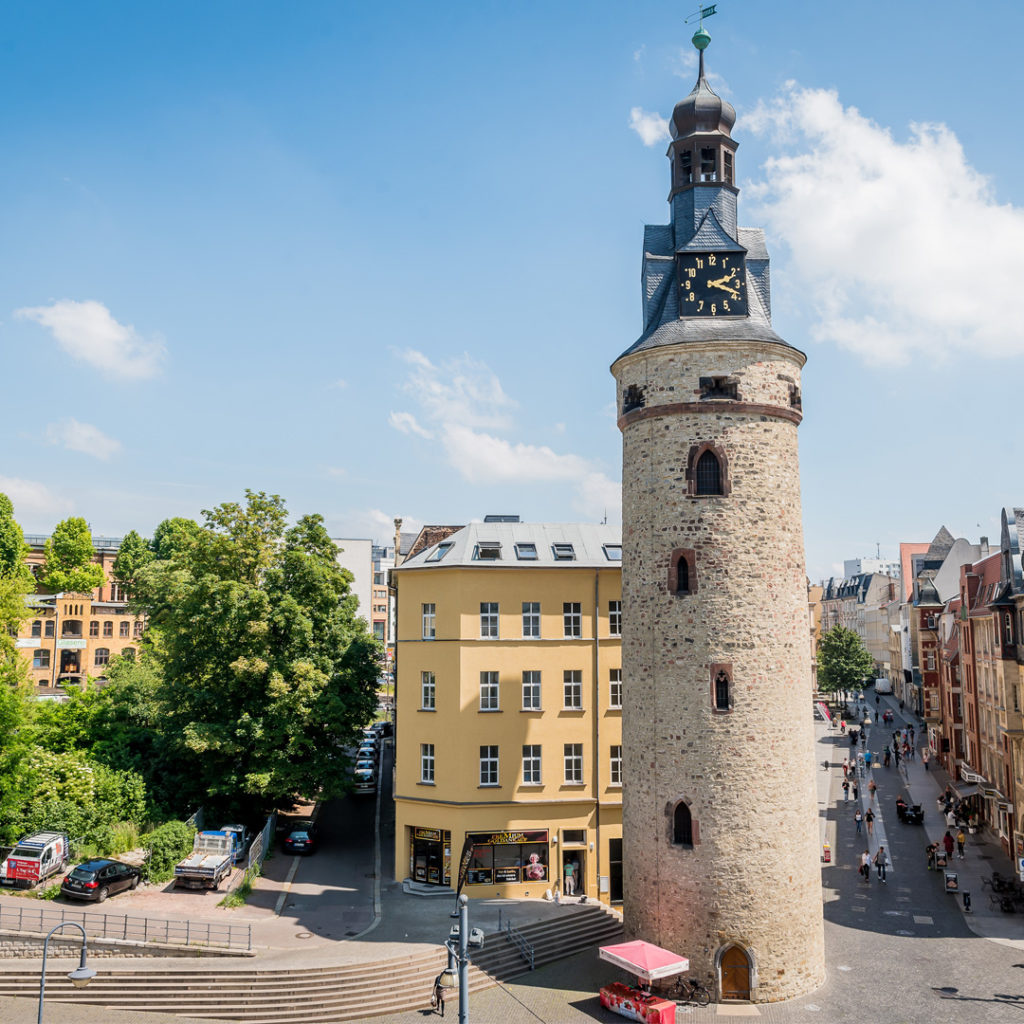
left=673, top=802, right=694, bottom=847
left=696, top=450, right=722, bottom=495
left=715, top=670, right=731, bottom=710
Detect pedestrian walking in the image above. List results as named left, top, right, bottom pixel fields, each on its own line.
left=855, top=809, right=863, bottom=833
left=957, top=829, right=966, bottom=858
left=843, top=757, right=849, bottom=778
left=563, top=859, right=575, bottom=896
left=874, top=845, right=888, bottom=882
left=860, top=849, right=871, bottom=882
left=865, top=750, right=873, bottom=769
left=852, top=780, right=860, bottom=801
left=926, top=842, right=938, bottom=870
left=945, top=809, right=956, bottom=828
left=865, top=808, right=875, bottom=836
left=861, top=729, right=867, bottom=747
left=431, top=974, right=446, bottom=1017
left=922, top=748, right=930, bottom=770
left=943, top=831, right=954, bottom=860
left=868, top=779, right=877, bottom=803
left=842, top=779, right=850, bottom=801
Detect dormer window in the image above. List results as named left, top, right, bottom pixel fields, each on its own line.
left=700, top=148, right=716, bottom=182
left=474, top=542, right=502, bottom=560
left=699, top=376, right=738, bottom=401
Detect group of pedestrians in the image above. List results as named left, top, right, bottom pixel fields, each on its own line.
left=859, top=845, right=888, bottom=883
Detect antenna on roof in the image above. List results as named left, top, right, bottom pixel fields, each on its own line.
left=876, top=541, right=880, bottom=559
left=602, top=509, right=608, bottom=525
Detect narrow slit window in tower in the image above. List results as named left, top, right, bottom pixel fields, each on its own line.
left=715, top=670, right=731, bottom=711
left=695, top=450, right=722, bottom=495
left=673, top=803, right=693, bottom=847
left=723, top=150, right=734, bottom=185
left=700, top=148, right=716, bottom=181
left=676, top=557, right=690, bottom=595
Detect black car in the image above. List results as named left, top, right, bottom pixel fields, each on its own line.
left=282, top=821, right=318, bottom=855
left=61, top=859, right=140, bottom=902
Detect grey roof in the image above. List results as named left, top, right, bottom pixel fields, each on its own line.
left=678, top=209, right=745, bottom=253
left=396, top=522, right=622, bottom=571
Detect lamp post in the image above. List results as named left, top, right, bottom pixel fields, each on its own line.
left=441, top=893, right=470, bottom=1023
left=37, top=921, right=96, bottom=1024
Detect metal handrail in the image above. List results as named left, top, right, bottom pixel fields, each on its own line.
left=503, top=919, right=534, bottom=971
left=0, top=903, right=251, bottom=951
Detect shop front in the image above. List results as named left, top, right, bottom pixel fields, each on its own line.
left=464, top=829, right=549, bottom=889
left=409, top=827, right=451, bottom=886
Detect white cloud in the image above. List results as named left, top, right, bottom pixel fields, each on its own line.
left=44, top=418, right=122, bottom=460
left=629, top=107, right=670, bottom=147
left=392, top=349, right=621, bottom=521
left=388, top=411, right=433, bottom=439
left=328, top=378, right=348, bottom=390
left=744, top=83, right=1024, bottom=365
left=15, top=299, right=164, bottom=378
left=0, top=476, right=72, bottom=525
left=633, top=45, right=646, bottom=62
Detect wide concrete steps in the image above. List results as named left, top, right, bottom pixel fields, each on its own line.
left=0, top=904, right=623, bottom=1022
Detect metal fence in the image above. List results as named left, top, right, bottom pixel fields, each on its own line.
left=230, top=813, right=275, bottom=895
left=0, top=902, right=251, bottom=951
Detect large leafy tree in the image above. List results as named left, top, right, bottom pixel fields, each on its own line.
left=39, top=516, right=105, bottom=594
left=111, top=529, right=152, bottom=599
left=817, top=625, right=875, bottom=697
left=133, top=491, right=380, bottom=816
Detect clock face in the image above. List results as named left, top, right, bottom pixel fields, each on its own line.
left=677, top=252, right=748, bottom=318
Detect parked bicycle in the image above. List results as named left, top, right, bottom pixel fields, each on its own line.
left=667, top=976, right=711, bottom=1006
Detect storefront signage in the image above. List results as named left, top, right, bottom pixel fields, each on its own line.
left=466, top=868, right=493, bottom=885
left=465, top=829, right=548, bottom=846
left=494, top=866, right=520, bottom=884
left=414, top=827, right=442, bottom=842
left=15, top=639, right=38, bottom=649
left=56, top=639, right=87, bottom=649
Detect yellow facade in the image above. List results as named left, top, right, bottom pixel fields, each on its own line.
left=393, top=524, right=622, bottom=903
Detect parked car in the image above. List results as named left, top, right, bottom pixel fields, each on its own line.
left=61, top=859, right=140, bottom=902
left=354, top=758, right=376, bottom=773
left=353, top=767, right=377, bottom=795
left=282, top=821, right=318, bottom=855
left=0, top=832, right=69, bottom=889
left=357, top=743, right=378, bottom=761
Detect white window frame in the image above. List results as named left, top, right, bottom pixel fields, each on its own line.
left=563, top=670, right=582, bottom=710
left=609, top=601, right=622, bottom=637
left=421, top=671, right=436, bottom=710
left=522, top=670, right=541, bottom=710
left=522, top=744, right=542, bottom=785
left=563, top=602, right=582, bottom=638
left=609, top=668, right=622, bottom=709
left=422, top=603, right=436, bottom=639
left=480, top=745, right=499, bottom=786
left=420, top=743, right=435, bottom=784
left=480, top=602, right=499, bottom=638
left=522, top=601, right=541, bottom=638
left=563, top=743, right=583, bottom=784
left=610, top=745, right=623, bottom=786
left=480, top=671, right=500, bottom=711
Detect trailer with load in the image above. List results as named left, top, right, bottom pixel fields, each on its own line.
left=173, top=831, right=237, bottom=890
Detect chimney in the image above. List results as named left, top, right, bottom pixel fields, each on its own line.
left=393, top=518, right=403, bottom=567
left=980, top=536, right=989, bottom=556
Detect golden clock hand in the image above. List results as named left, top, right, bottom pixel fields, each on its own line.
left=707, top=277, right=740, bottom=299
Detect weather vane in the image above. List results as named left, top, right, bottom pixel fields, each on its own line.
left=685, top=3, right=718, bottom=50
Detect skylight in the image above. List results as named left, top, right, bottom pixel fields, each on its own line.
left=515, top=543, right=538, bottom=560
left=552, top=543, right=575, bottom=561
left=603, top=544, right=622, bottom=561
left=426, top=542, right=454, bottom=562
left=474, top=542, right=502, bottom=560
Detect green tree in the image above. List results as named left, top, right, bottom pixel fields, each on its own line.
left=39, top=517, right=105, bottom=594
left=817, top=625, right=875, bottom=697
left=111, top=529, right=152, bottom=598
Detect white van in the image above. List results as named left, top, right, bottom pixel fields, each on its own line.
left=874, top=677, right=893, bottom=694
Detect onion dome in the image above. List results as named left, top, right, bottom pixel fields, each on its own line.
left=671, top=49, right=736, bottom=140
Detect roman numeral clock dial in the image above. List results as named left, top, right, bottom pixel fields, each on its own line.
left=678, top=252, right=748, bottom=317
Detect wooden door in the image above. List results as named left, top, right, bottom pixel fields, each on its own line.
left=720, top=946, right=751, bottom=1000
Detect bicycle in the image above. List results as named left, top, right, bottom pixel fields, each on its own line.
left=667, top=976, right=711, bottom=1006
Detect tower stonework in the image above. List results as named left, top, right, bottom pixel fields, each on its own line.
left=611, top=39, right=825, bottom=1003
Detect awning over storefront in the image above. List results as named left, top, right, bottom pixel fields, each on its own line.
left=599, top=940, right=690, bottom=982
left=951, top=782, right=980, bottom=800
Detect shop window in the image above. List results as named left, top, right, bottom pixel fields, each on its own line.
left=464, top=831, right=549, bottom=885
left=673, top=802, right=694, bottom=847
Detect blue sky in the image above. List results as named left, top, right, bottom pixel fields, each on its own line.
left=2, top=0, right=1023, bottom=582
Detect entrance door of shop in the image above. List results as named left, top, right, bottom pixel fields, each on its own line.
left=562, top=852, right=585, bottom=895
left=608, top=839, right=623, bottom=902
left=720, top=946, right=751, bottom=1000
left=413, top=837, right=444, bottom=885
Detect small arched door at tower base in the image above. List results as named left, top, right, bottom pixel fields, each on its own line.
left=719, top=945, right=752, bottom=1000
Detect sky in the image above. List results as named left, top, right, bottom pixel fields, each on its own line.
left=1, top=0, right=1023, bottom=582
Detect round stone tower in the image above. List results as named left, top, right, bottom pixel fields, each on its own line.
left=611, top=33, right=825, bottom=1003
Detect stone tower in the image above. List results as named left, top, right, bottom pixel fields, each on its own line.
left=611, top=32, right=825, bottom=1003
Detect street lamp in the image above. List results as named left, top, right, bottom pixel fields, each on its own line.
left=443, top=893, right=470, bottom=1024
left=38, top=921, right=96, bottom=1024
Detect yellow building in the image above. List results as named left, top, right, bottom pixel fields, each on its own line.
left=393, top=520, right=622, bottom=903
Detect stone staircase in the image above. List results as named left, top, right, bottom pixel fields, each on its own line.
left=0, top=904, right=622, bottom=1022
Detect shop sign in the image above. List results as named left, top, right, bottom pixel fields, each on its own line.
left=465, top=829, right=548, bottom=846
left=57, top=639, right=87, bottom=649
left=494, top=866, right=520, bottom=884
left=414, top=827, right=442, bottom=842
left=15, top=639, right=38, bottom=649
left=466, top=868, right=493, bottom=885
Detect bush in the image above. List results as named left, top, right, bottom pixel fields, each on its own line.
left=142, top=820, right=195, bottom=882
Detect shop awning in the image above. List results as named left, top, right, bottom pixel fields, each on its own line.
left=599, top=940, right=690, bottom=982
left=951, top=782, right=980, bottom=799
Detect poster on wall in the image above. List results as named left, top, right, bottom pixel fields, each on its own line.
left=495, top=867, right=519, bottom=883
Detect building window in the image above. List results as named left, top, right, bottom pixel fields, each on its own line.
left=699, top=375, right=739, bottom=400
left=608, top=601, right=621, bottom=637
left=522, top=670, right=541, bottom=710
left=522, top=602, right=540, bottom=638
left=673, top=802, right=694, bottom=847
left=119, top=620, right=130, bottom=638
left=668, top=549, right=696, bottom=595
left=563, top=670, right=582, bottom=710
left=102, top=621, right=113, bottom=638
left=696, top=450, right=722, bottom=495
left=700, top=147, right=716, bottom=181
left=33, top=649, right=49, bottom=669
left=89, top=621, right=99, bottom=638
left=133, top=621, right=143, bottom=637
left=678, top=150, right=692, bottom=185
left=480, top=602, right=499, bottom=638
left=122, top=647, right=135, bottom=661
left=44, top=620, right=54, bottom=638
left=522, top=745, right=542, bottom=785
left=421, top=744, right=435, bottom=784
left=31, top=620, right=41, bottom=638
left=925, top=652, right=936, bottom=672
left=94, top=648, right=110, bottom=667
left=1005, top=613, right=1014, bottom=644
left=426, top=543, right=453, bottom=562
left=552, top=543, right=575, bottom=561
left=480, top=671, right=500, bottom=711
left=603, top=544, right=622, bottom=561
left=480, top=745, right=499, bottom=786
left=563, top=743, right=583, bottom=784
left=373, top=621, right=385, bottom=640
left=473, top=542, right=502, bottom=561
left=514, top=543, right=538, bottom=560
left=610, top=745, right=623, bottom=786
left=421, top=671, right=436, bottom=710
left=610, top=669, right=622, bottom=709
left=723, top=150, right=734, bottom=185
left=563, top=602, right=582, bottom=638
left=715, top=670, right=731, bottom=710
left=422, top=603, right=436, bottom=639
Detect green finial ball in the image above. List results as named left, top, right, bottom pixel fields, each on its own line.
left=692, top=27, right=711, bottom=51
